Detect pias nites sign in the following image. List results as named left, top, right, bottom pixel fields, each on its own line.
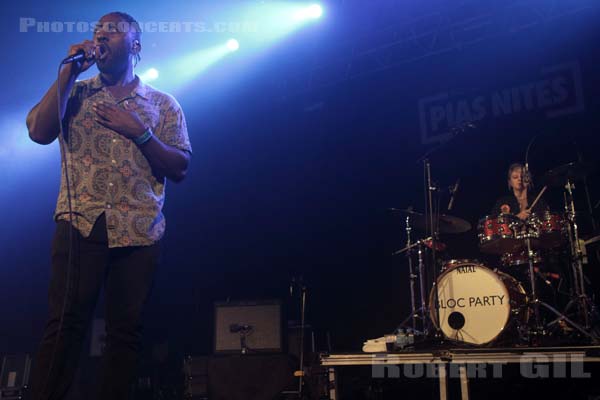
left=418, top=61, right=585, bottom=144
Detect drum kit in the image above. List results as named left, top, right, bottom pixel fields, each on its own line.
left=391, top=160, right=599, bottom=347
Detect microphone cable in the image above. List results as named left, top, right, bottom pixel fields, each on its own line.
left=40, top=58, right=81, bottom=399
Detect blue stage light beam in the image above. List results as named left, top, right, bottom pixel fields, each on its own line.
left=139, top=68, right=159, bottom=83
left=0, top=110, right=54, bottom=164
left=150, top=39, right=239, bottom=93
left=227, top=39, right=240, bottom=52
left=294, top=4, right=323, bottom=21
left=225, top=2, right=325, bottom=47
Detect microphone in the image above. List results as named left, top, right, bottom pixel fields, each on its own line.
left=447, top=178, right=460, bottom=211
left=62, top=49, right=95, bottom=64
left=523, top=163, right=532, bottom=188
left=229, top=323, right=252, bottom=333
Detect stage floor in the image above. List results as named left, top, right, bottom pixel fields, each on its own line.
left=320, top=345, right=600, bottom=400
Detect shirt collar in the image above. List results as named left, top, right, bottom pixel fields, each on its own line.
left=89, top=74, right=150, bottom=100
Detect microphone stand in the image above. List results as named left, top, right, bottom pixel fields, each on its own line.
left=237, top=326, right=252, bottom=354
left=284, top=277, right=309, bottom=399
left=415, top=123, right=475, bottom=341
left=405, top=216, right=418, bottom=332
left=297, top=283, right=307, bottom=397
left=424, top=159, right=441, bottom=338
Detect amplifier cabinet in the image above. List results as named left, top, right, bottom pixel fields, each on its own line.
left=213, top=299, right=282, bottom=354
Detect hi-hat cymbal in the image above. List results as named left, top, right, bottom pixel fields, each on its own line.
left=388, top=208, right=472, bottom=234
left=540, top=161, right=595, bottom=187
left=388, top=207, right=424, bottom=217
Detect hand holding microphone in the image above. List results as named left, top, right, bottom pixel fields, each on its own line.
left=62, top=40, right=98, bottom=74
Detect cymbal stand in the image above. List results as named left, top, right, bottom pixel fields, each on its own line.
left=404, top=215, right=418, bottom=332
left=417, top=241, right=429, bottom=334
left=517, top=179, right=600, bottom=343
left=564, top=179, right=591, bottom=329
left=521, top=220, right=598, bottom=342
left=393, top=236, right=433, bottom=334
left=424, top=159, right=440, bottom=337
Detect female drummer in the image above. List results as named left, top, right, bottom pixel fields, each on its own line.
left=492, top=163, right=548, bottom=219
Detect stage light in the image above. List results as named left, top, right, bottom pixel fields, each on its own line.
left=163, top=41, right=238, bottom=93
left=124, top=3, right=324, bottom=93
left=140, top=68, right=159, bottom=82
left=226, top=39, right=240, bottom=52
left=306, top=4, right=323, bottom=19
left=294, top=4, right=323, bottom=21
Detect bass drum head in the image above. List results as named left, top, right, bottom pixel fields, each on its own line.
left=430, top=261, right=519, bottom=345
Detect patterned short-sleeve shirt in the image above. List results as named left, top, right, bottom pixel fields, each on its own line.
left=54, top=75, right=192, bottom=248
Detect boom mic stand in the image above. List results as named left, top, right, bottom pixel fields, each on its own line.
left=414, top=122, right=476, bottom=341
left=404, top=215, right=418, bottom=332
left=424, top=159, right=442, bottom=338
left=283, top=277, right=309, bottom=399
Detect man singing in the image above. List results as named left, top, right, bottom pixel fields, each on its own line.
left=26, top=12, right=192, bottom=400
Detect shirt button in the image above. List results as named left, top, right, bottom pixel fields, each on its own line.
left=109, top=182, right=113, bottom=187
left=111, top=159, right=116, bottom=164
left=112, top=139, right=117, bottom=143
left=106, top=204, right=112, bottom=209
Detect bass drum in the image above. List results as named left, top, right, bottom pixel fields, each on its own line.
left=429, top=261, right=528, bottom=345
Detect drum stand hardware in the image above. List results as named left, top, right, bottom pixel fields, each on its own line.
left=393, top=231, right=433, bottom=335
left=404, top=215, right=420, bottom=333
left=516, top=183, right=599, bottom=343
left=523, top=225, right=543, bottom=335
left=424, top=159, right=443, bottom=340
left=563, top=179, right=593, bottom=330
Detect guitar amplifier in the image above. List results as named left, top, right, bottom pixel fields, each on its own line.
left=213, top=299, right=282, bottom=353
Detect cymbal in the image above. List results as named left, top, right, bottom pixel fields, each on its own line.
left=540, top=161, right=595, bottom=187
left=388, top=208, right=472, bottom=234
left=388, top=207, right=423, bottom=216
left=437, top=214, right=472, bottom=234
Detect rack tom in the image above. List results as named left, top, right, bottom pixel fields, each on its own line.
left=478, top=214, right=523, bottom=254
left=531, top=211, right=566, bottom=249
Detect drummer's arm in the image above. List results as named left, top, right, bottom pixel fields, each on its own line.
left=527, top=198, right=549, bottom=217
left=491, top=199, right=504, bottom=215
left=516, top=210, right=531, bottom=220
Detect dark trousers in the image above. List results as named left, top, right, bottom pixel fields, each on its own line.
left=30, top=214, right=160, bottom=400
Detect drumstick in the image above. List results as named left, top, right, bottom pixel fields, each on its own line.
left=528, top=185, right=547, bottom=211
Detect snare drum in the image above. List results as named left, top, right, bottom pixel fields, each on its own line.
left=478, top=214, right=524, bottom=254
left=501, top=250, right=542, bottom=267
left=430, top=260, right=528, bottom=345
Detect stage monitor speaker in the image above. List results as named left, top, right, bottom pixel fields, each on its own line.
left=214, top=299, right=282, bottom=354
left=0, top=354, right=31, bottom=400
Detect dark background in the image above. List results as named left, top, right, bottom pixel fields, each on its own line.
left=1, top=0, right=600, bottom=389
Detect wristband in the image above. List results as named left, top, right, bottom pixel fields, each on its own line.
left=133, top=128, right=153, bottom=145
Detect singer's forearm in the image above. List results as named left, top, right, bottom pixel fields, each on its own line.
left=26, top=66, right=77, bottom=145
left=137, top=136, right=190, bottom=183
